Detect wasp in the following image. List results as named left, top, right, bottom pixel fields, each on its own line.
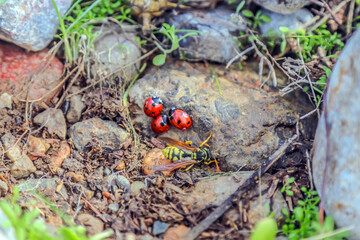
left=153, top=132, right=220, bottom=172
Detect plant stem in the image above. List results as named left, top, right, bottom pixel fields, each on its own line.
left=123, top=63, right=147, bottom=107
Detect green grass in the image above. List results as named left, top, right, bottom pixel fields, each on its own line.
left=53, top=0, right=133, bottom=65
left=0, top=187, right=113, bottom=240
left=281, top=187, right=349, bottom=240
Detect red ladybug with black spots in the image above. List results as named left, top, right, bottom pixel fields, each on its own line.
left=151, top=115, right=171, bottom=134
left=144, top=96, right=163, bottom=117
left=168, top=108, right=192, bottom=130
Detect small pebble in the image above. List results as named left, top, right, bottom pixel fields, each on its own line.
left=152, top=221, right=169, bottom=235
left=103, top=167, right=111, bottom=176
left=62, top=158, right=85, bottom=172
left=0, top=93, right=12, bottom=109
left=84, top=189, right=95, bottom=200
left=108, top=203, right=119, bottom=213
left=130, top=181, right=145, bottom=195
left=34, top=171, right=44, bottom=178
left=116, top=175, right=130, bottom=193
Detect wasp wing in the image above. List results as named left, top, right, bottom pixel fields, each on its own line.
left=158, top=137, right=198, bottom=152
left=153, top=159, right=197, bottom=172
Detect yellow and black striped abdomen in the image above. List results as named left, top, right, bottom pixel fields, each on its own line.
left=162, top=147, right=190, bottom=161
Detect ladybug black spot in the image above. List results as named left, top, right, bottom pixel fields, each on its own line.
left=187, top=121, right=190, bottom=125
left=152, top=112, right=155, bottom=114
left=154, top=124, right=156, bottom=127
left=170, top=116, right=174, bottom=120
left=177, top=120, right=181, bottom=124
left=160, top=122, right=165, bottom=126
left=145, top=106, right=148, bottom=109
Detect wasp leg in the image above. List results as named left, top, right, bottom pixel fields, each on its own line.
left=184, top=140, right=193, bottom=146
left=181, top=163, right=195, bottom=172
left=204, top=159, right=220, bottom=172
left=199, top=132, right=213, bottom=148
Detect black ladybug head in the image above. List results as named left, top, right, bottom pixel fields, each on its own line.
left=162, top=115, right=170, bottom=125
left=151, top=96, right=163, bottom=105
left=168, top=107, right=176, bottom=118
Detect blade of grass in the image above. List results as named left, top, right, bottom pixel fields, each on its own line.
left=51, top=0, right=73, bottom=64
left=123, top=63, right=147, bottom=107
left=66, top=0, right=103, bottom=32
left=210, top=65, right=223, bottom=96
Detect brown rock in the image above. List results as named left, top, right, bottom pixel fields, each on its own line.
left=164, top=225, right=189, bottom=240
left=49, top=141, right=70, bottom=168
left=185, top=172, right=287, bottom=225
left=69, top=118, right=130, bottom=152
left=27, top=135, right=50, bottom=159
left=1, top=133, right=36, bottom=179
left=33, top=109, right=67, bottom=139
left=129, top=61, right=314, bottom=171
left=77, top=214, right=104, bottom=236
left=142, top=148, right=173, bottom=177
left=65, top=172, right=84, bottom=182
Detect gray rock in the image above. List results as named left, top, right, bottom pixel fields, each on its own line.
left=62, top=158, right=85, bottom=172
left=128, top=62, right=313, bottom=170
left=0, top=180, right=8, bottom=196
left=312, top=29, right=360, bottom=239
left=0, top=93, right=12, bottom=109
left=33, top=108, right=67, bottom=139
left=108, top=203, right=119, bottom=213
left=66, top=95, right=85, bottom=123
left=260, top=8, right=313, bottom=35
left=168, top=8, right=245, bottom=63
left=18, top=178, right=68, bottom=201
left=69, top=118, right=130, bottom=152
left=92, top=24, right=141, bottom=82
left=130, top=181, right=145, bottom=195
left=152, top=221, right=169, bottom=235
left=1, top=133, right=36, bottom=179
left=253, top=0, right=310, bottom=14
left=0, top=0, right=72, bottom=51
left=116, top=175, right=130, bottom=193
left=186, top=172, right=287, bottom=225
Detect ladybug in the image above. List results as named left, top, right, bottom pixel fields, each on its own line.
left=151, top=115, right=171, bottom=134
left=168, top=108, right=192, bottom=130
left=144, top=96, right=163, bottom=117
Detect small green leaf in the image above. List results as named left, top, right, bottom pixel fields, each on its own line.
left=0, top=0, right=6, bottom=6
left=282, top=208, right=289, bottom=217
left=297, top=200, right=305, bottom=206
left=287, top=177, right=295, bottom=183
left=260, top=14, right=271, bottom=22
left=242, top=9, right=254, bottom=18
left=293, top=207, right=304, bottom=222
left=250, top=217, right=277, bottom=240
left=279, top=26, right=289, bottom=34
left=236, top=0, right=245, bottom=14
left=153, top=54, right=167, bottom=66
left=285, top=190, right=294, bottom=196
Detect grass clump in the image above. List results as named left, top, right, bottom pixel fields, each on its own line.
left=0, top=187, right=113, bottom=240
left=281, top=187, right=349, bottom=240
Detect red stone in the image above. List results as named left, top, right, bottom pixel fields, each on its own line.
left=0, top=43, right=64, bottom=101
